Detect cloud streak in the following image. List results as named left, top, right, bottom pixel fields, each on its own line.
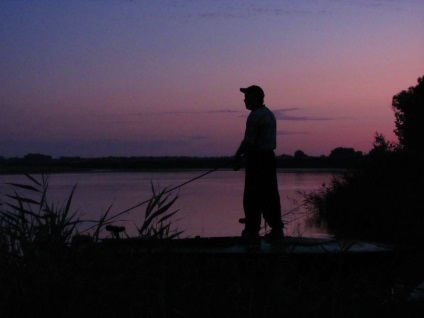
left=163, top=109, right=241, bottom=115
left=277, top=130, right=310, bottom=135
left=273, top=108, right=335, bottom=121
left=178, top=1, right=331, bottom=20
left=100, top=108, right=336, bottom=124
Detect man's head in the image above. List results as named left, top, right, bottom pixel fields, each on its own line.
left=240, top=85, right=265, bottom=110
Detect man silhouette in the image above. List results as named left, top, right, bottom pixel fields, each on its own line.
left=235, top=85, right=284, bottom=241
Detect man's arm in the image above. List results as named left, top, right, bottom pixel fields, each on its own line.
left=234, top=142, right=245, bottom=171
left=235, top=141, right=246, bottom=158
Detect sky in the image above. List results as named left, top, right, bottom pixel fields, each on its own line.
left=1, top=0, right=423, bottom=158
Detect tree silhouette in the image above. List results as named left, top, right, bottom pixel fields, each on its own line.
left=304, top=75, right=424, bottom=245
left=392, top=76, right=424, bottom=156
left=294, top=150, right=307, bottom=159
left=329, top=147, right=362, bottom=159
left=368, top=132, right=397, bottom=156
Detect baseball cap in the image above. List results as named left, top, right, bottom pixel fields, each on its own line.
left=240, top=85, right=265, bottom=98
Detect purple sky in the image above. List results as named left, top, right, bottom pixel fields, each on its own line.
left=1, top=0, right=423, bottom=158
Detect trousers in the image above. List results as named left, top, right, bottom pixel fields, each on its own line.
left=243, top=151, right=283, bottom=233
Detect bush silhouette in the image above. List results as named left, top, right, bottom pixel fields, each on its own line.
left=305, top=76, right=424, bottom=246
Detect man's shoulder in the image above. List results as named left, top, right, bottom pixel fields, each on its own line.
left=255, top=106, right=275, bottom=118
left=248, top=106, right=275, bottom=119
left=263, top=105, right=274, bottom=113
left=251, top=106, right=268, bottom=114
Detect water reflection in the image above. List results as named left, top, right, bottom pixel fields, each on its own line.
left=0, top=170, right=337, bottom=238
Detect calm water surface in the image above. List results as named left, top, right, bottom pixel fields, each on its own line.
left=0, top=170, right=339, bottom=238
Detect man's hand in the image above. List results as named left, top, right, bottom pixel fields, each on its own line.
left=234, top=155, right=242, bottom=171
left=234, top=143, right=245, bottom=171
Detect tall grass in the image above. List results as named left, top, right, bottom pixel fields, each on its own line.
left=0, top=174, right=422, bottom=317
left=0, top=174, right=79, bottom=258
left=302, top=152, right=424, bottom=246
left=0, top=174, right=184, bottom=317
left=0, top=174, right=183, bottom=260
left=137, top=182, right=183, bottom=239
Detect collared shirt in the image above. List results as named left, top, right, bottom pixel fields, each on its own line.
left=242, top=105, right=277, bottom=152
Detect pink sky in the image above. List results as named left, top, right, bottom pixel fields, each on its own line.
left=1, top=0, right=423, bottom=158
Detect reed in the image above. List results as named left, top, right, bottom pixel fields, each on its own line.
left=137, top=182, right=183, bottom=239
left=2, top=173, right=421, bottom=317
left=0, top=174, right=80, bottom=258
left=0, top=174, right=184, bottom=260
left=302, top=152, right=424, bottom=246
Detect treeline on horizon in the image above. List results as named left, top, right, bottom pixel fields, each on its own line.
left=0, top=147, right=364, bottom=173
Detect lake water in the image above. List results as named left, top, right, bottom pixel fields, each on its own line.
left=0, top=170, right=339, bottom=239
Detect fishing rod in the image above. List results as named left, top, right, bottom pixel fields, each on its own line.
left=81, top=166, right=222, bottom=233
left=106, top=167, right=220, bottom=222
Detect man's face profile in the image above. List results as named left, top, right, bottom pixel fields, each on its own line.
left=244, top=93, right=262, bottom=110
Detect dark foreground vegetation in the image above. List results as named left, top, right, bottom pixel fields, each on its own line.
left=2, top=168, right=424, bottom=317
left=1, top=76, right=424, bottom=317
left=304, top=75, right=424, bottom=247
left=0, top=173, right=423, bottom=317
left=3, top=238, right=424, bottom=317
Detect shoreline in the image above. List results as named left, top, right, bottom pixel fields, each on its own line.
left=0, top=167, right=346, bottom=176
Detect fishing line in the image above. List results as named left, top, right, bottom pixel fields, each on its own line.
left=81, top=166, right=220, bottom=233
left=106, top=167, right=219, bottom=222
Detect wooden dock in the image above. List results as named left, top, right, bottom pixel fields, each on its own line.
left=98, top=236, right=394, bottom=255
